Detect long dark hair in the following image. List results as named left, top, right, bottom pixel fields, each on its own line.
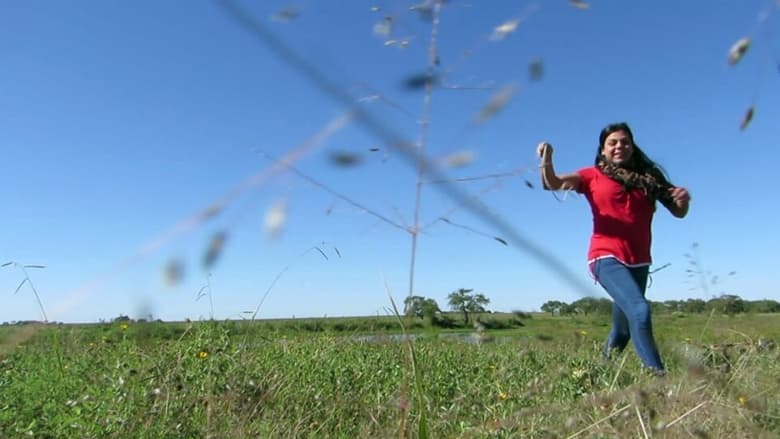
left=595, top=122, right=670, bottom=181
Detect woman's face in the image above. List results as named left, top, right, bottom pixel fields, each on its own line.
left=601, top=130, right=633, bottom=165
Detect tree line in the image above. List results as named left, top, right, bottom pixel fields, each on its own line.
left=541, top=294, right=780, bottom=316
left=404, top=289, right=780, bottom=321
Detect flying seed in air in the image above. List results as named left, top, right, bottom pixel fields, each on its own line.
left=271, top=7, right=300, bottom=22
left=329, top=151, right=362, bottom=167
left=727, top=37, right=750, bottom=66
left=163, top=259, right=185, bottom=286
left=442, top=150, right=475, bottom=168
left=14, top=278, right=28, bottom=295
left=409, top=1, right=434, bottom=21
left=314, top=247, right=329, bottom=260
left=199, top=204, right=222, bottom=221
left=264, top=199, right=287, bottom=238
left=357, top=94, right=380, bottom=103
left=203, top=231, right=227, bottom=270
left=490, top=19, right=520, bottom=41
left=373, top=17, right=393, bottom=37
left=403, top=72, right=439, bottom=90
left=384, top=39, right=410, bottom=49
left=569, top=0, right=590, bottom=10
left=739, top=106, right=754, bottom=130
left=475, top=85, right=517, bottom=124
left=529, top=58, right=544, bottom=81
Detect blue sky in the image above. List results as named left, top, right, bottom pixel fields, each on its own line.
left=2, top=0, right=779, bottom=323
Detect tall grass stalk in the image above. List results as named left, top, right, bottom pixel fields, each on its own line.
left=407, top=1, right=442, bottom=301
left=386, top=281, right=429, bottom=439
left=3, top=262, right=48, bottom=323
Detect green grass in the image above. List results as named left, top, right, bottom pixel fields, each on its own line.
left=1, top=313, right=778, bottom=437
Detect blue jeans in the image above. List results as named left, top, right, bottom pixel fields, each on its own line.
left=591, top=257, right=664, bottom=371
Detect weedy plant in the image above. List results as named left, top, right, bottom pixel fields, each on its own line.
left=2, top=261, right=48, bottom=323
left=1, top=314, right=778, bottom=437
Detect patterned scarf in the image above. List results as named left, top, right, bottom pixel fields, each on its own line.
left=596, top=155, right=675, bottom=207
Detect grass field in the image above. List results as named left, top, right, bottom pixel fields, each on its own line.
left=1, top=312, right=778, bottom=438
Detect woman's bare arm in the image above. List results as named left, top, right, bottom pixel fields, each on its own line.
left=664, top=187, right=690, bottom=218
left=537, top=142, right=581, bottom=191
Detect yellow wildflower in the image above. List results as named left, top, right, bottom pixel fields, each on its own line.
left=495, top=383, right=509, bottom=400
left=119, top=323, right=129, bottom=330
left=571, top=368, right=587, bottom=379
left=198, top=351, right=209, bottom=359
left=738, top=396, right=747, bottom=406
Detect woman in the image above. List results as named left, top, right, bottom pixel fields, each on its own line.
left=536, top=122, right=690, bottom=373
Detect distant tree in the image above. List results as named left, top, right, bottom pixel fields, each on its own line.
left=420, top=299, right=440, bottom=319
left=722, top=294, right=747, bottom=315
left=682, top=298, right=706, bottom=313
left=404, top=295, right=424, bottom=317
left=662, top=300, right=683, bottom=313
left=559, top=303, right=578, bottom=316
left=572, top=297, right=612, bottom=315
left=541, top=300, right=565, bottom=315
left=511, top=310, right=532, bottom=319
left=747, top=299, right=780, bottom=313
left=650, top=301, right=666, bottom=314
left=431, top=313, right=458, bottom=329
left=447, top=288, right=490, bottom=325
left=722, top=295, right=745, bottom=315
left=403, top=295, right=440, bottom=319
left=705, top=297, right=720, bottom=312
left=707, top=294, right=745, bottom=315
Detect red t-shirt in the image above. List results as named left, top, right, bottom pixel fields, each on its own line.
left=576, top=166, right=655, bottom=267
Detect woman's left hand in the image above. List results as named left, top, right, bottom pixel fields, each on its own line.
left=669, top=187, right=690, bottom=207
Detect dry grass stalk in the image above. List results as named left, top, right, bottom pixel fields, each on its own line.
left=566, top=404, right=632, bottom=438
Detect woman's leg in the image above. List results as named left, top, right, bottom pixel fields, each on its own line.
left=604, top=303, right=630, bottom=359
left=592, top=258, right=664, bottom=371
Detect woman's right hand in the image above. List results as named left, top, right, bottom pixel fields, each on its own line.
left=536, top=142, right=553, bottom=164
left=535, top=141, right=581, bottom=191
